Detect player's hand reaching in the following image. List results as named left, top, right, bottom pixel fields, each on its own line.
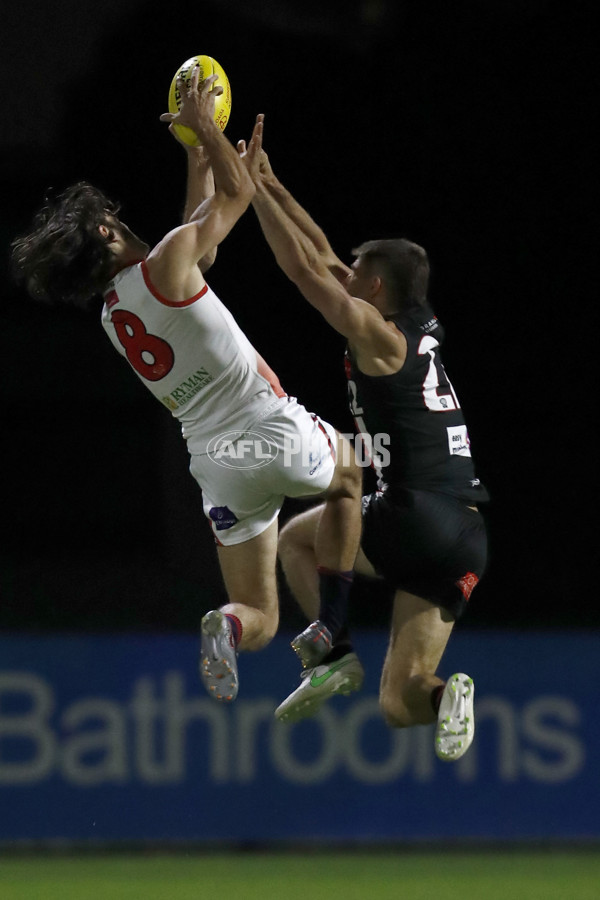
left=237, top=114, right=274, bottom=183
left=166, top=121, right=212, bottom=159
left=160, top=65, right=223, bottom=139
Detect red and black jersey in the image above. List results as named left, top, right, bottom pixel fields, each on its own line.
left=345, top=304, right=488, bottom=505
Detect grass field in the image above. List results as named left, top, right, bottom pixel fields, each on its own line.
left=1, top=850, right=599, bottom=900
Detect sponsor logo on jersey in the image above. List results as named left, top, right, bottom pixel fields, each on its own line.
left=161, top=368, right=213, bottom=410
left=208, top=506, right=239, bottom=530
left=456, top=571, right=479, bottom=601
left=420, top=316, right=439, bottom=334
left=447, top=425, right=472, bottom=457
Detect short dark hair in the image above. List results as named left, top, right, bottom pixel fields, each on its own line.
left=10, top=182, right=121, bottom=308
left=352, top=238, right=430, bottom=311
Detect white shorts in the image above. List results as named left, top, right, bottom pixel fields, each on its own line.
left=189, top=397, right=338, bottom=545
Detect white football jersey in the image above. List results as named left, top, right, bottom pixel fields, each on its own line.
left=101, top=261, right=286, bottom=453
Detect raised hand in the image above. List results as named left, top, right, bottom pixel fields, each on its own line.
left=237, top=114, right=274, bottom=182
left=160, top=65, right=223, bottom=140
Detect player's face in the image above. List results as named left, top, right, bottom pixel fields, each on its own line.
left=111, top=218, right=150, bottom=258
left=346, top=256, right=379, bottom=305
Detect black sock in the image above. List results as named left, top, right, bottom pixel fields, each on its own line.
left=317, top=566, right=354, bottom=641
left=431, top=683, right=445, bottom=715
left=321, top=625, right=354, bottom=664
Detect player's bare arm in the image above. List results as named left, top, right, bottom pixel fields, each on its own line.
left=237, top=120, right=347, bottom=289
left=259, top=158, right=349, bottom=280
left=250, top=181, right=405, bottom=373
left=177, top=141, right=217, bottom=273
left=239, top=115, right=351, bottom=283
left=297, top=263, right=407, bottom=376
left=166, top=75, right=222, bottom=273
left=266, top=178, right=351, bottom=283
left=239, top=119, right=404, bottom=374
left=147, top=68, right=256, bottom=300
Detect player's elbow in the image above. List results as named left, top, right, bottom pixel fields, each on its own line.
left=231, top=175, right=256, bottom=221
left=285, top=245, right=324, bottom=286
left=223, top=168, right=256, bottom=205
left=284, top=257, right=310, bottom=285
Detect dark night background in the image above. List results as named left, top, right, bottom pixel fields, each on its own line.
left=1, top=0, right=596, bottom=636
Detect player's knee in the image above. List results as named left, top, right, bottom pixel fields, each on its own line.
left=343, top=435, right=362, bottom=485
left=278, top=518, right=302, bottom=570
left=239, top=604, right=279, bottom=651
left=278, top=511, right=319, bottom=565
left=345, top=456, right=362, bottom=495
left=258, top=607, right=279, bottom=646
left=332, top=437, right=362, bottom=498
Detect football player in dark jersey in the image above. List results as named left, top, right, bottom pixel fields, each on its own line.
left=239, top=115, right=488, bottom=760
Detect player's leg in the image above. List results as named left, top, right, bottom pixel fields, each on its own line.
left=275, top=495, right=378, bottom=724
left=190, top=442, right=284, bottom=703
left=379, top=589, right=474, bottom=761
left=216, top=518, right=280, bottom=651
left=286, top=432, right=362, bottom=666
left=273, top=432, right=365, bottom=722
left=315, top=433, right=362, bottom=573
left=278, top=499, right=379, bottom=658
left=274, top=534, right=390, bottom=723
left=200, top=519, right=280, bottom=703
left=277, top=503, right=323, bottom=622
left=359, top=489, right=481, bottom=757
left=378, top=589, right=454, bottom=727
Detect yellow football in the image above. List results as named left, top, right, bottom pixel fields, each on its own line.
left=167, top=55, right=232, bottom=147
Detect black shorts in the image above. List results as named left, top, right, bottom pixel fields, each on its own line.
left=360, top=487, right=488, bottom=620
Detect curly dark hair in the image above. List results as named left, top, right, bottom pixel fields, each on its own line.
left=10, top=182, right=122, bottom=308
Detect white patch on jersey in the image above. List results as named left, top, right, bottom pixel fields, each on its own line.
left=447, top=425, right=472, bottom=457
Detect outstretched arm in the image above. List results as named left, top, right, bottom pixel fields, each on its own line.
left=146, top=68, right=257, bottom=300
left=173, top=138, right=217, bottom=271
left=251, top=177, right=372, bottom=339
left=239, top=116, right=351, bottom=283
left=239, top=117, right=400, bottom=365
left=237, top=117, right=352, bottom=330
left=184, top=144, right=216, bottom=275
